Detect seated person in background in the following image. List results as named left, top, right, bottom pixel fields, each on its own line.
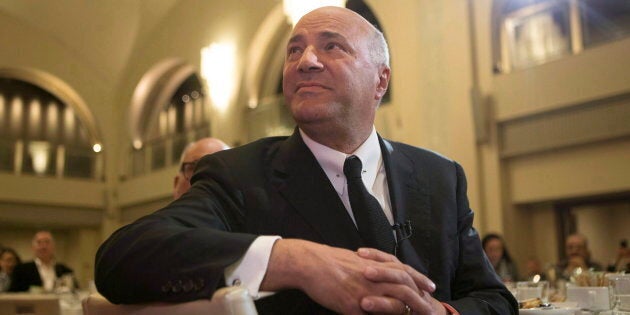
left=0, top=247, right=22, bottom=292
left=10, top=231, right=74, bottom=292
left=95, top=6, right=517, bottom=315
left=482, top=233, right=519, bottom=283
left=173, top=137, right=229, bottom=200
left=524, top=256, right=546, bottom=281
left=557, top=233, right=602, bottom=280
left=613, top=239, right=629, bottom=272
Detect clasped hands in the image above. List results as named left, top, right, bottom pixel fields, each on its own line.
left=262, top=239, right=447, bottom=315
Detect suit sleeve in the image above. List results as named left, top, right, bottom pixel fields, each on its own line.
left=445, top=162, right=519, bottom=314
left=8, top=263, right=31, bottom=292
left=95, top=154, right=258, bottom=304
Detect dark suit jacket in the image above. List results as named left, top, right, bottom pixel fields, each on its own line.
left=95, top=131, right=517, bottom=314
left=9, top=261, right=73, bottom=292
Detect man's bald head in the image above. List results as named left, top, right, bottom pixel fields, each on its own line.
left=173, top=137, right=229, bottom=199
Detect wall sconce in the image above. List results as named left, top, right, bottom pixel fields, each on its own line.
left=92, top=143, right=102, bottom=153
left=283, top=0, right=346, bottom=26
left=200, top=42, right=236, bottom=113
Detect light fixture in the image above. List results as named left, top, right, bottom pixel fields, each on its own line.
left=282, top=0, right=346, bottom=26
left=200, top=42, right=237, bottom=113
left=28, top=141, right=50, bottom=175
left=132, top=139, right=143, bottom=150
left=92, top=143, right=102, bottom=153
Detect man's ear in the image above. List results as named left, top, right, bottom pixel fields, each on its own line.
left=173, top=175, right=179, bottom=189
left=375, top=66, right=390, bottom=100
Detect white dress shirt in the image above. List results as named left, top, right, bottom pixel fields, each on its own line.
left=34, top=258, right=56, bottom=292
left=224, top=127, right=392, bottom=298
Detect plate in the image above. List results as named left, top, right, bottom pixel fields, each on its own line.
left=519, top=307, right=580, bottom=315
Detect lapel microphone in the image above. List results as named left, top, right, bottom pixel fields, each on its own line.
left=392, top=220, right=413, bottom=242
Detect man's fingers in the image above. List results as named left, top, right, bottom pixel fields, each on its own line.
left=357, top=247, right=400, bottom=263
left=403, top=265, right=436, bottom=293
left=363, top=266, right=419, bottom=293
left=360, top=259, right=436, bottom=294
left=360, top=295, right=407, bottom=314
left=360, top=282, right=432, bottom=314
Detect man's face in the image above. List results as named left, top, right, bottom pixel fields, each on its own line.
left=173, top=139, right=227, bottom=199
left=565, top=235, right=587, bottom=259
left=174, top=162, right=194, bottom=200
left=32, top=232, right=55, bottom=262
left=282, top=7, right=389, bottom=131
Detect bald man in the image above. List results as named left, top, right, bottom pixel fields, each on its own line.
left=173, top=137, right=229, bottom=199
left=558, top=233, right=603, bottom=279
left=97, top=7, right=516, bottom=314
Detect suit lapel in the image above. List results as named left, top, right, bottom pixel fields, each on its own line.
left=271, top=131, right=363, bottom=250
left=380, top=137, right=431, bottom=274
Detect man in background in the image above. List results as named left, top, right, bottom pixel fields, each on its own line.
left=10, top=231, right=73, bottom=292
left=173, top=137, right=229, bottom=199
left=558, top=233, right=603, bottom=279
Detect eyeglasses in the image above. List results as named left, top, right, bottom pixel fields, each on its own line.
left=180, top=160, right=199, bottom=180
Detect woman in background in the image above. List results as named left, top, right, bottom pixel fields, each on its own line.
left=482, top=233, right=520, bottom=283
left=0, top=247, right=21, bottom=292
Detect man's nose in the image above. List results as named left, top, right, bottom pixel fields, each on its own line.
left=297, top=47, right=323, bottom=72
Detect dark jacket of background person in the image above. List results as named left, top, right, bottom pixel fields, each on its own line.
left=95, top=132, right=517, bottom=314
left=9, top=261, right=73, bottom=292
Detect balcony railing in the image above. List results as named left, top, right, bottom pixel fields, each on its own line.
left=0, top=138, right=103, bottom=180
left=127, top=125, right=211, bottom=179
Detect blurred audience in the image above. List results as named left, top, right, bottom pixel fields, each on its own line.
left=9, top=231, right=74, bottom=292
left=482, top=233, right=520, bottom=283
left=173, top=137, right=229, bottom=200
left=612, top=239, right=629, bottom=272
left=556, top=233, right=602, bottom=280
left=0, top=247, right=21, bottom=292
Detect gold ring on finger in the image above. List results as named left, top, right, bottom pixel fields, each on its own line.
left=402, top=304, right=412, bottom=315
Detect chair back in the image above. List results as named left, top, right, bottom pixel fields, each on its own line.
left=82, top=286, right=257, bottom=315
left=0, top=293, right=61, bottom=315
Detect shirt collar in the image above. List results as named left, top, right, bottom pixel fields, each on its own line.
left=34, top=257, right=54, bottom=268
left=300, top=127, right=382, bottom=196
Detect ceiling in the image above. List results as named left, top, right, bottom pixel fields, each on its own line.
left=0, top=0, right=180, bottom=83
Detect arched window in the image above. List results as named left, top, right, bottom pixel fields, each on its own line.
left=494, top=0, right=630, bottom=73
left=244, top=0, right=390, bottom=141
left=127, top=59, right=210, bottom=177
left=0, top=68, right=103, bottom=179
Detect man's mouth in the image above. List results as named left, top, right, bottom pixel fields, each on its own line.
left=296, top=82, right=328, bottom=92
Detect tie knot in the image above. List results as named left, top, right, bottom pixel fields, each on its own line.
left=343, top=155, right=363, bottom=179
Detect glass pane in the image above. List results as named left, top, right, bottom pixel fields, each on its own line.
left=580, top=0, right=630, bottom=47
left=195, top=124, right=210, bottom=139
left=0, top=139, right=14, bottom=172
left=507, top=3, right=571, bottom=69
left=151, top=140, right=166, bottom=170
left=65, top=147, right=94, bottom=178
left=172, top=134, right=188, bottom=165
left=131, top=147, right=145, bottom=176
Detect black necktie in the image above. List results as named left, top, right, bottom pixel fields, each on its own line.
left=344, top=155, right=395, bottom=253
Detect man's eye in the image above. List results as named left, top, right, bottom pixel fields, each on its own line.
left=288, top=46, right=302, bottom=55
left=325, top=43, right=342, bottom=50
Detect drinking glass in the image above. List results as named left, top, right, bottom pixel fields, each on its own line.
left=517, top=280, right=549, bottom=304
left=608, top=274, right=630, bottom=313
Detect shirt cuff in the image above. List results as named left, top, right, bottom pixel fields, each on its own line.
left=224, top=235, right=281, bottom=299
left=441, top=302, right=460, bottom=315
